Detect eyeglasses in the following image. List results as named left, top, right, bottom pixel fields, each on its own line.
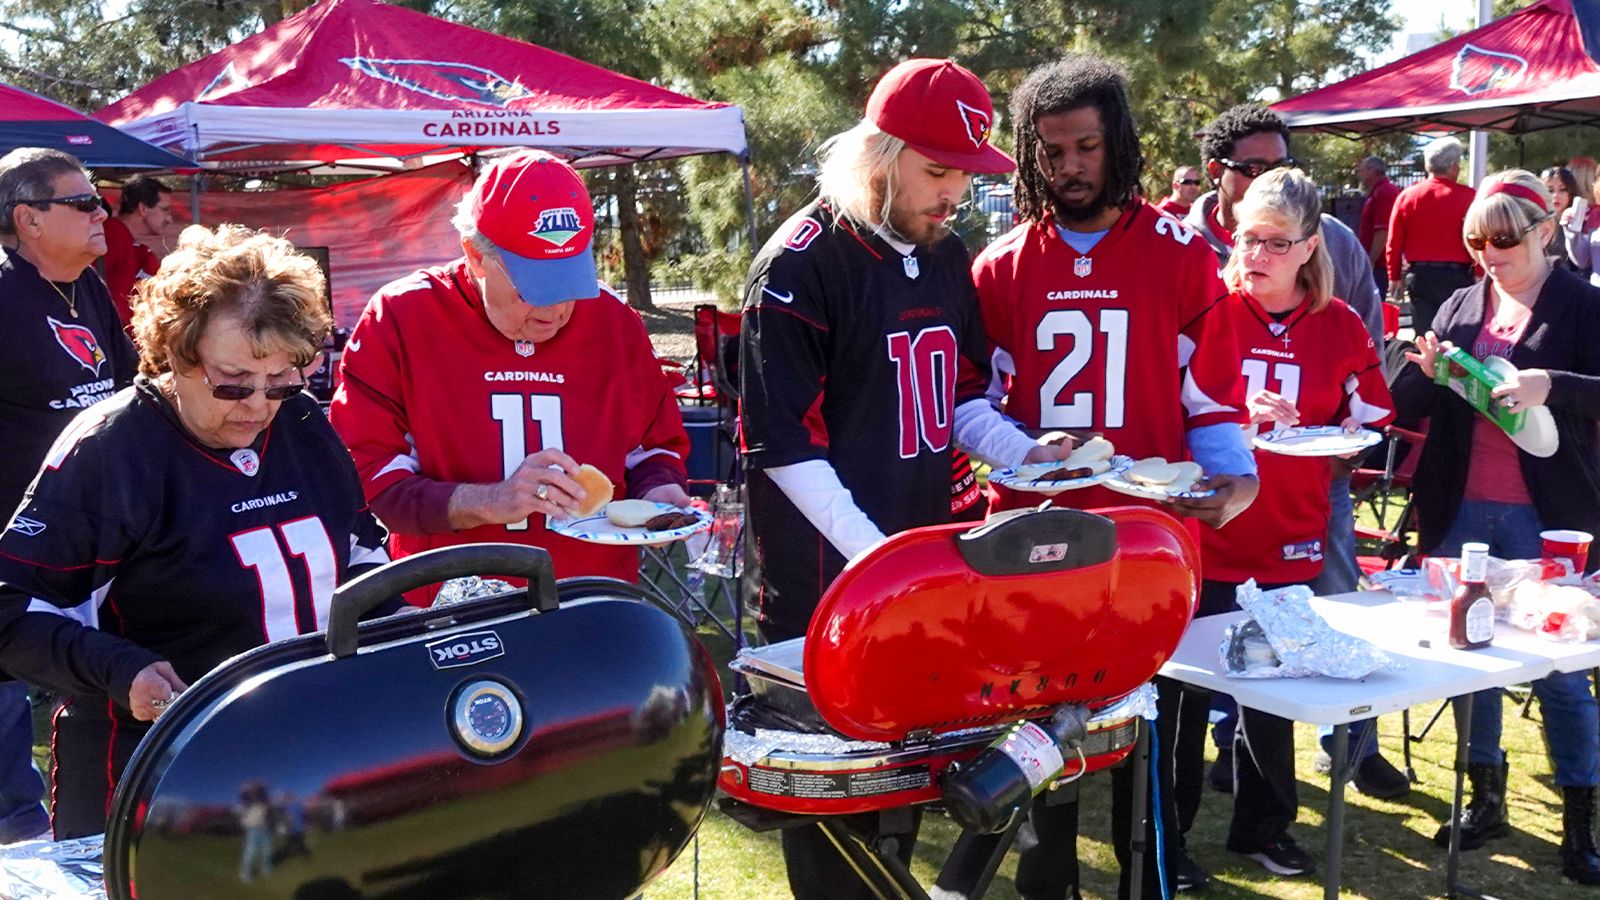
left=1217, top=157, right=1296, bottom=179
left=201, top=364, right=307, bottom=401
left=1237, top=234, right=1312, bottom=255
left=14, top=193, right=103, bottom=214
left=1176, top=178, right=1203, bottom=186
left=1465, top=214, right=1551, bottom=251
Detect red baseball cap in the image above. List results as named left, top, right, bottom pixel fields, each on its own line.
left=866, top=58, right=1015, bottom=175
left=469, top=151, right=599, bottom=307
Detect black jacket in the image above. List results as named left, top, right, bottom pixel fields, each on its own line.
left=1392, top=266, right=1600, bottom=554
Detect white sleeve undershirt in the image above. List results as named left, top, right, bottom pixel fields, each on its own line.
left=952, top=398, right=1038, bottom=469
left=765, top=459, right=887, bottom=561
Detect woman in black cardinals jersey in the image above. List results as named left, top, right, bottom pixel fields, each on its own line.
left=0, top=225, right=391, bottom=839
left=1172, top=169, right=1395, bottom=878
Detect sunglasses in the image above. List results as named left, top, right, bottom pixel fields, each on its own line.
left=1218, top=157, right=1297, bottom=178
left=1465, top=215, right=1551, bottom=251
left=1237, top=234, right=1312, bottom=255
left=15, top=193, right=103, bottom=214
left=201, top=364, right=307, bottom=401
left=1176, top=178, right=1203, bottom=186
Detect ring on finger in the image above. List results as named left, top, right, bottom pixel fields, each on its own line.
left=536, top=483, right=549, bottom=501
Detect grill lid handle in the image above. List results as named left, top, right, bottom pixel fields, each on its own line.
left=327, top=542, right=557, bottom=659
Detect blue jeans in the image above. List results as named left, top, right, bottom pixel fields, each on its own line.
left=1438, top=500, right=1600, bottom=786
left=0, top=683, right=46, bottom=843
left=1312, top=476, right=1380, bottom=761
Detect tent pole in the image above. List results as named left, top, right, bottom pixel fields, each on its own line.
left=1469, top=0, right=1493, bottom=187
left=740, top=155, right=759, bottom=255
left=188, top=173, right=201, bottom=225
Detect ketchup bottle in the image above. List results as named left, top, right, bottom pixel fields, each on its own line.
left=1450, top=542, right=1495, bottom=650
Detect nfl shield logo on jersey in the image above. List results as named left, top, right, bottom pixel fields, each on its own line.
left=1074, top=256, right=1092, bottom=278
left=514, top=340, right=535, bottom=358
left=229, top=448, right=260, bottom=477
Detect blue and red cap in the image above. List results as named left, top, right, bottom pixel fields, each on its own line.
left=470, top=151, right=598, bottom=307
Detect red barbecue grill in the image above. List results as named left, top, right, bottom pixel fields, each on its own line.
left=719, top=504, right=1199, bottom=899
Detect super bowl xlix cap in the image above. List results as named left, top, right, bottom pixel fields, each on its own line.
left=469, top=151, right=599, bottom=307
left=866, top=58, right=1015, bottom=175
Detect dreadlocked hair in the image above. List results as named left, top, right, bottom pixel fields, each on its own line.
left=1198, top=103, right=1290, bottom=165
left=1010, top=55, right=1144, bottom=225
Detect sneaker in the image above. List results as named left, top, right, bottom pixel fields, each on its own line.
left=1169, top=846, right=1210, bottom=892
left=1207, top=747, right=1234, bottom=793
left=1233, top=836, right=1315, bottom=877
left=1312, top=748, right=1334, bottom=775
left=1353, top=753, right=1412, bottom=800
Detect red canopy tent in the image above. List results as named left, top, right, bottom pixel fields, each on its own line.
left=1274, top=0, right=1600, bottom=135
left=0, top=81, right=191, bottom=168
left=96, top=0, right=746, bottom=170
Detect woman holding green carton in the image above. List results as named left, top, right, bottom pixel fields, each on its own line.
left=1395, top=168, right=1600, bottom=885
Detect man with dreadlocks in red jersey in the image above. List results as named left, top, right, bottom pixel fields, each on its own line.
left=942, top=54, right=1256, bottom=900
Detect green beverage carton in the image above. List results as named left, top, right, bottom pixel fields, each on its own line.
left=1432, top=345, right=1527, bottom=435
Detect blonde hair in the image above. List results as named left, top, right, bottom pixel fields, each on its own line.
left=1464, top=169, right=1554, bottom=247
left=1569, top=157, right=1597, bottom=205
left=1223, top=168, right=1334, bottom=312
left=815, top=120, right=906, bottom=228
left=132, top=224, right=331, bottom=380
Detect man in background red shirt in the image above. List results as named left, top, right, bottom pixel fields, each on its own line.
left=1154, top=164, right=1203, bottom=218
left=1386, top=137, right=1475, bottom=332
left=99, top=175, right=171, bottom=326
left=1355, top=155, right=1400, bottom=296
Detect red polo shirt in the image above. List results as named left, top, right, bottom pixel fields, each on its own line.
left=1385, top=175, right=1475, bottom=281
left=1358, top=177, right=1400, bottom=255
left=1154, top=195, right=1191, bottom=218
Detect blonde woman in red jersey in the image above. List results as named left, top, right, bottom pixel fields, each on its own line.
left=1174, top=168, right=1394, bottom=878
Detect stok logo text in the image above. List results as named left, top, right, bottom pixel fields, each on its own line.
left=426, top=630, right=506, bottom=669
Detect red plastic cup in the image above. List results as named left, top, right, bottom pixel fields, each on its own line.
left=1541, top=529, right=1594, bottom=576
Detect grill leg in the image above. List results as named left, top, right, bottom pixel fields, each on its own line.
left=817, top=819, right=929, bottom=900
left=1127, top=719, right=1150, bottom=900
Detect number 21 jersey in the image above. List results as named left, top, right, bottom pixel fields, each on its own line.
left=972, top=200, right=1246, bottom=510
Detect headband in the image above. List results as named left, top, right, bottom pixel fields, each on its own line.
left=1483, top=180, right=1550, bottom=214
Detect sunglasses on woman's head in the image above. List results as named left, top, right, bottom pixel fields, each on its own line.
left=201, top=365, right=307, bottom=401
left=16, top=193, right=103, bottom=214
left=1465, top=214, right=1550, bottom=251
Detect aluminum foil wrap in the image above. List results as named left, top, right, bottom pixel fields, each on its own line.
left=433, top=576, right=515, bottom=606
left=1222, top=580, right=1398, bottom=680
left=0, top=834, right=106, bottom=899
left=724, top=727, right=892, bottom=766
left=1094, top=682, right=1159, bottom=722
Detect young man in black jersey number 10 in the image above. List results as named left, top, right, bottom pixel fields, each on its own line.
left=739, top=57, right=1079, bottom=900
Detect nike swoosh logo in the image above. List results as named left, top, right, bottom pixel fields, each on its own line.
left=762, top=286, right=794, bottom=304
left=347, top=338, right=361, bottom=351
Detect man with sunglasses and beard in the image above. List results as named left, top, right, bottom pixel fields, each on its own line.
left=1184, top=104, right=1411, bottom=808
left=0, top=147, right=136, bottom=844
left=332, top=152, right=692, bottom=603
left=939, top=55, right=1255, bottom=900
left=741, top=58, right=1079, bottom=900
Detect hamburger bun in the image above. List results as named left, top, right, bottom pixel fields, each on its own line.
left=1124, top=457, right=1173, bottom=484
left=605, top=499, right=660, bottom=528
left=1064, top=436, right=1115, bottom=466
left=571, top=464, right=615, bottom=517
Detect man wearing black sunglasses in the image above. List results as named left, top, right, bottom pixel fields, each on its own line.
left=1155, top=164, right=1204, bottom=218
left=0, top=147, right=136, bottom=843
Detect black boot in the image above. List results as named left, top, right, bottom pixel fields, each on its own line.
left=1432, top=759, right=1510, bottom=850
left=1562, top=786, right=1600, bottom=885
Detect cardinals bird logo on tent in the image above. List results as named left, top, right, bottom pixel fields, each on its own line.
left=340, top=57, right=535, bottom=108
left=1449, top=44, right=1529, bottom=96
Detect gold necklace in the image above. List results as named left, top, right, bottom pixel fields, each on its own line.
left=42, top=278, right=78, bottom=318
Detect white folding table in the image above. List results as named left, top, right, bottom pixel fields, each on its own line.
left=1160, top=590, right=1600, bottom=900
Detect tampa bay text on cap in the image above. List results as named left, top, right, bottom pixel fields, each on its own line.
left=469, top=151, right=600, bottom=307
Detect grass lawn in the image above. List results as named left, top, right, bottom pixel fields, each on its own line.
left=640, top=490, right=1600, bottom=898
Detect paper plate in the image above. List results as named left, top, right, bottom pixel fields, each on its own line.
left=548, top=503, right=711, bottom=547
left=1253, top=426, right=1383, bottom=458
left=989, top=455, right=1133, bottom=493
left=1100, top=469, right=1217, bottom=502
